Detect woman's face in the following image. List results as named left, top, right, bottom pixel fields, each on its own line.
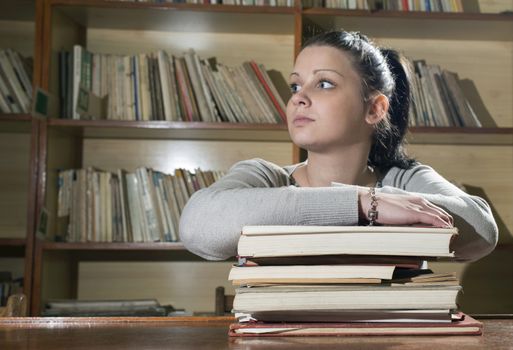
left=286, top=45, right=373, bottom=153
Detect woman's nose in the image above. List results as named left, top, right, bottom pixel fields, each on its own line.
left=291, top=89, right=311, bottom=107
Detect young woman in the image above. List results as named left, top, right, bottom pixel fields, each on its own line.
left=179, top=30, right=498, bottom=262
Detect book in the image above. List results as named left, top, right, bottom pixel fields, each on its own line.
left=233, top=284, right=461, bottom=313
left=229, top=264, right=397, bottom=286
left=235, top=309, right=455, bottom=324
left=238, top=225, right=458, bottom=258
left=229, top=312, right=482, bottom=336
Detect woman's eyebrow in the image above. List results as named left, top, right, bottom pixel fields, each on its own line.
left=289, top=69, right=344, bottom=78
left=313, top=69, right=345, bottom=78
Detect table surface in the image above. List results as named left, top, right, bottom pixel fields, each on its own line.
left=1, top=316, right=512, bottom=350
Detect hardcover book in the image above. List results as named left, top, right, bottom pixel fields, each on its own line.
left=228, top=312, right=482, bottom=336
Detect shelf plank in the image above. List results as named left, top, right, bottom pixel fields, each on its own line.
left=408, top=127, right=513, bottom=145
left=0, top=238, right=26, bottom=247
left=46, top=120, right=513, bottom=145
left=47, top=120, right=291, bottom=141
left=0, top=239, right=26, bottom=257
left=42, top=241, right=186, bottom=251
left=0, top=114, right=34, bottom=133
left=303, top=9, right=513, bottom=41
left=0, top=114, right=33, bottom=122
left=51, top=0, right=295, bottom=35
left=0, top=0, right=36, bottom=21
left=39, top=241, right=206, bottom=262
left=51, top=0, right=296, bottom=14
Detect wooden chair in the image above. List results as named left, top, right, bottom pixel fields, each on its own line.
left=0, top=294, right=28, bottom=317
left=214, top=286, right=234, bottom=316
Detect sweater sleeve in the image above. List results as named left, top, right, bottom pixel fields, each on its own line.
left=382, top=164, right=498, bottom=262
left=179, top=158, right=359, bottom=260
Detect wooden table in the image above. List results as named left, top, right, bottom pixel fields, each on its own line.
left=1, top=316, right=512, bottom=349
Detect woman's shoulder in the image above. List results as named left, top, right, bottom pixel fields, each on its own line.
left=223, top=158, right=300, bottom=187
left=381, top=161, right=439, bottom=187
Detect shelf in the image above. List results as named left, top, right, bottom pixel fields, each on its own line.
left=407, top=127, right=513, bottom=145
left=0, top=239, right=26, bottom=257
left=42, top=241, right=185, bottom=250
left=46, top=119, right=291, bottom=141
left=0, top=238, right=26, bottom=247
left=45, top=120, right=513, bottom=145
left=0, top=114, right=33, bottom=133
left=303, top=8, right=513, bottom=41
left=51, top=0, right=295, bottom=34
left=0, top=0, right=35, bottom=21
left=39, top=241, right=207, bottom=261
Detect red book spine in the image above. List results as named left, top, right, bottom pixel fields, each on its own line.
left=248, top=61, right=286, bottom=123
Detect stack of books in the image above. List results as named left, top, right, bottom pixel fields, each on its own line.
left=228, top=225, right=483, bottom=336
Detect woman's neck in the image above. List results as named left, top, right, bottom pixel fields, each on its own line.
left=296, top=147, right=377, bottom=187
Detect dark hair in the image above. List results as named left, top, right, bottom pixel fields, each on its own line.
left=303, top=30, right=416, bottom=173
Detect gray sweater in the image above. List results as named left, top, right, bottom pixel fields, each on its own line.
left=179, top=158, right=498, bottom=262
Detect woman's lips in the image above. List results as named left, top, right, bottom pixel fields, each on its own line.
left=292, top=115, right=314, bottom=126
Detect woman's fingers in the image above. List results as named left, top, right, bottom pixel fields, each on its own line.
left=359, top=190, right=455, bottom=227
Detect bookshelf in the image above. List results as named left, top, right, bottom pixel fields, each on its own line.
left=0, top=0, right=39, bottom=313
left=10, top=0, right=511, bottom=315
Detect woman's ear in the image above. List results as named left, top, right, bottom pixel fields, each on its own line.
left=365, top=94, right=389, bottom=126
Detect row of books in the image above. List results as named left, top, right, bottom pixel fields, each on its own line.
left=373, top=0, right=465, bottom=12
left=57, top=167, right=224, bottom=243
left=122, top=0, right=294, bottom=6
left=59, top=46, right=287, bottom=123
left=408, top=59, right=481, bottom=127
left=228, top=225, right=482, bottom=336
left=0, top=49, right=33, bottom=114
left=303, top=0, right=466, bottom=12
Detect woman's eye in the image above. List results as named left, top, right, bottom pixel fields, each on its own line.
left=289, top=83, right=301, bottom=94
left=318, top=80, right=335, bottom=89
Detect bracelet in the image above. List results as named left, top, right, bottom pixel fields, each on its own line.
left=367, top=187, right=379, bottom=226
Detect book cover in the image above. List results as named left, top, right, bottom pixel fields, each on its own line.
left=238, top=225, right=458, bottom=258
left=228, top=312, right=482, bottom=336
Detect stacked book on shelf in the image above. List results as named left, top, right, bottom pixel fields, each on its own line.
left=57, top=167, right=224, bottom=243
left=408, top=59, right=482, bottom=127
left=228, top=225, right=483, bottom=336
left=0, top=49, right=33, bottom=114
left=59, top=46, right=287, bottom=123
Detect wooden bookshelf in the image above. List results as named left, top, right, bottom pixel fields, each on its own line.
left=0, top=0, right=39, bottom=313
left=4, top=0, right=509, bottom=315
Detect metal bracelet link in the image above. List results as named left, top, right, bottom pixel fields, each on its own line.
left=367, top=187, right=379, bottom=226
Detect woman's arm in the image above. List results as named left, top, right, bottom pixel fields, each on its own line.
left=179, top=158, right=360, bottom=260
left=365, top=164, right=498, bottom=262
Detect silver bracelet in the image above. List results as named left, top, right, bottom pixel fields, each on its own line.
left=368, top=187, right=379, bottom=226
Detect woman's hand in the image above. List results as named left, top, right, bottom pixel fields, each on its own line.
left=358, top=188, right=453, bottom=227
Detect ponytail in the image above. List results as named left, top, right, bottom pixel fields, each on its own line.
left=368, top=49, right=416, bottom=172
